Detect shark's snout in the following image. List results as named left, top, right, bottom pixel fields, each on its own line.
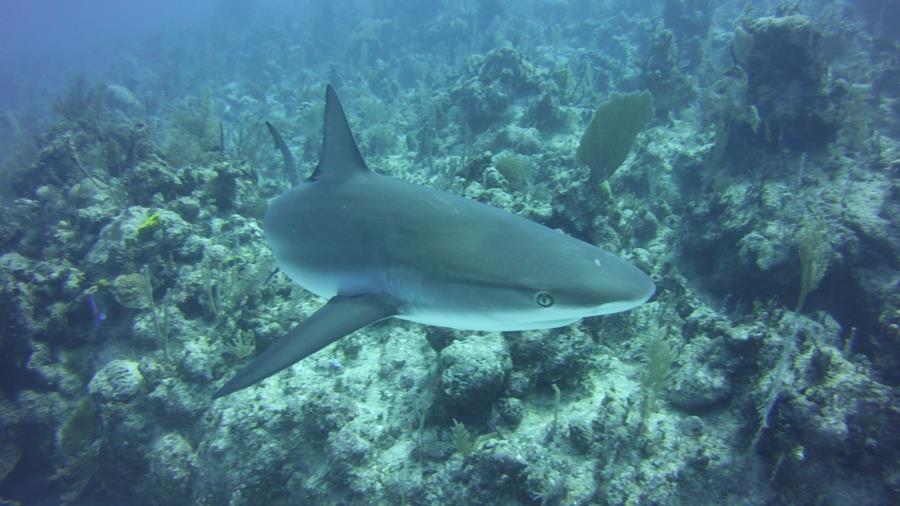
left=618, top=260, right=656, bottom=303
left=590, top=253, right=655, bottom=314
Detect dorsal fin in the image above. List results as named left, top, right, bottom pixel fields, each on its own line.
left=310, top=85, right=368, bottom=180
left=265, top=121, right=299, bottom=187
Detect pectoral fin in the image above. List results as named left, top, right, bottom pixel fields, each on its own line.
left=213, top=293, right=397, bottom=398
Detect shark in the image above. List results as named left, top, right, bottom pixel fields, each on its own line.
left=212, top=85, right=655, bottom=398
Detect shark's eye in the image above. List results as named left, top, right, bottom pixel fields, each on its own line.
left=535, top=291, right=554, bottom=307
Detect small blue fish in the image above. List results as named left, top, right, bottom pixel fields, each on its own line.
left=88, top=294, right=107, bottom=329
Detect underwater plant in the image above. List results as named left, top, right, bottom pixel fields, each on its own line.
left=58, top=397, right=100, bottom=455
left=795, top=218, right=828, bottom=313
left=449, top=419, right=478, bottom=456
left=53, top=75, right=101, bottom=128
left=164, top=89, right=221, bottom=166
left=639, top=334, right=676, bottom=420
left=227, top=331, right=256, bottom=359
left=492, top=152, right=530, bottom=190
left=576, top=91, right=654, bottom=183
left=753, top=220, right=829, bottom=450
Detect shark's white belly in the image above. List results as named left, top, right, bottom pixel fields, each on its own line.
left=395, top=311, right=580, bottom=332
left=282, top=261, right=584, bottom=332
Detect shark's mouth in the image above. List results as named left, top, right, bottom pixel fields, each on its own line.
left=589, top=297, right=653, bottom=317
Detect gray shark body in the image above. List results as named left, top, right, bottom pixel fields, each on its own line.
left=213, top=85, right=654, bottom=398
